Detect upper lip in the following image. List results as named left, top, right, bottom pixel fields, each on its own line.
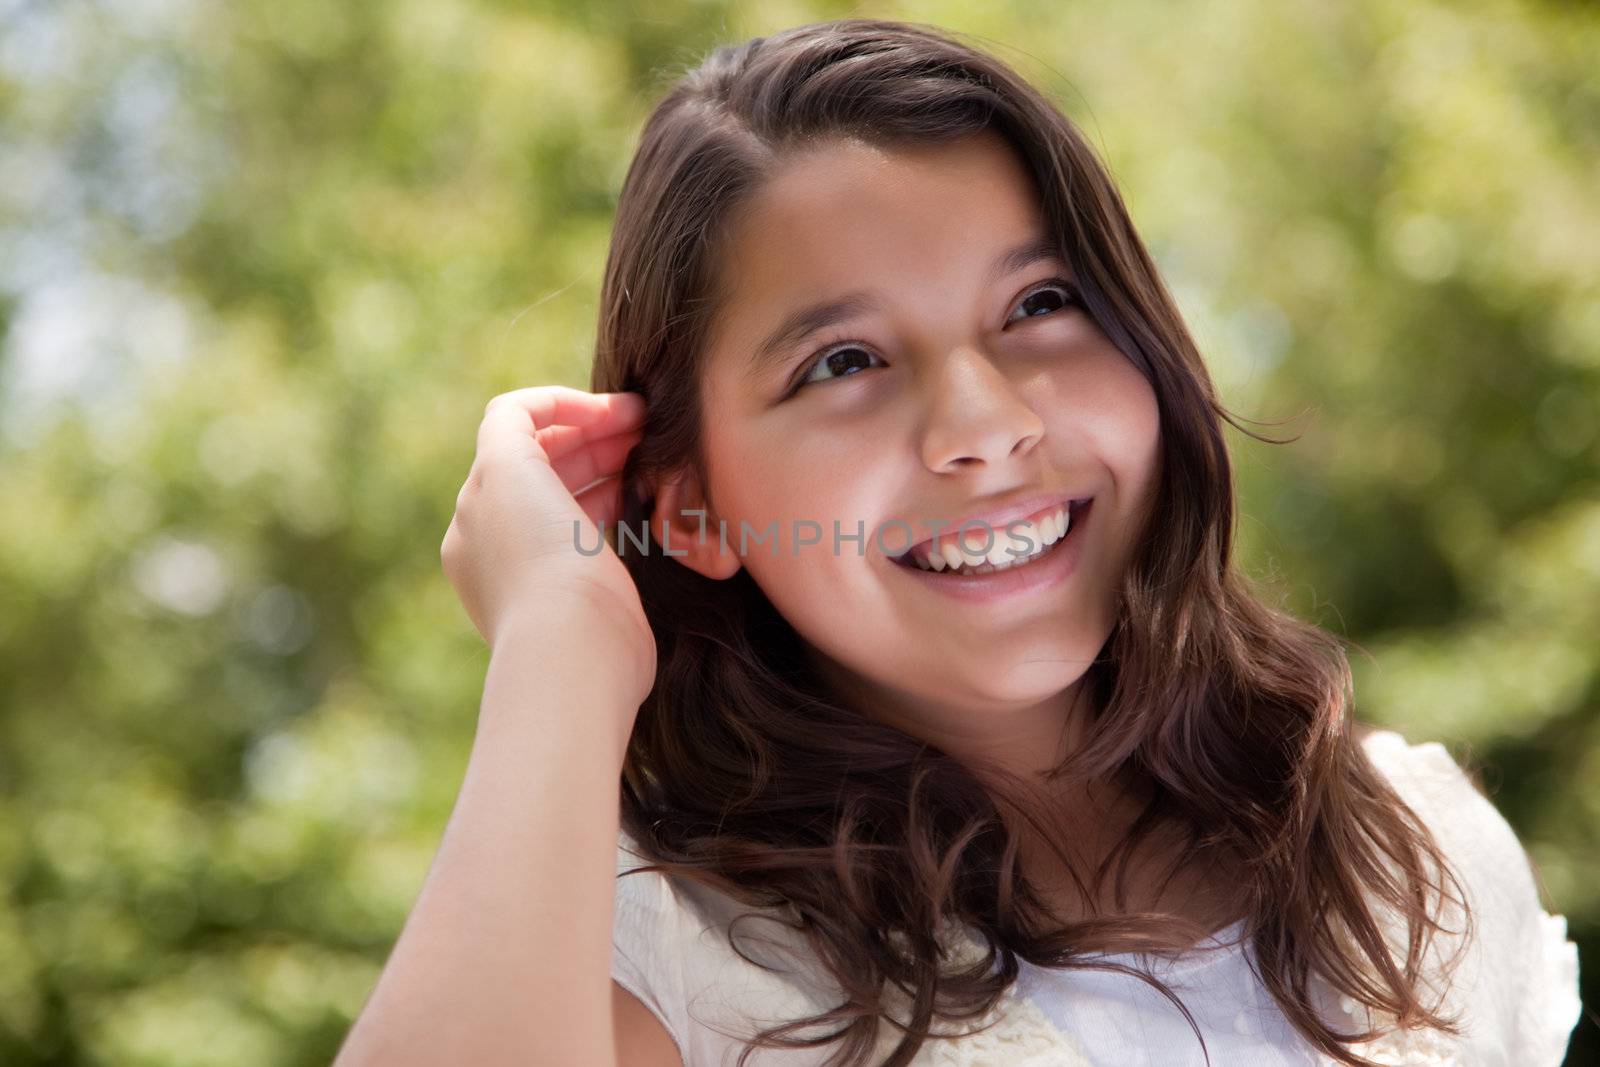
left=888, top=491, right=1091, bottom=563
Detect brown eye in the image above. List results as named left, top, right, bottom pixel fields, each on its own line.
left=792, top=342, right=886, bottom=392
left=1019, top=289, right=1066, bottom=317
left=1007, top=279, right=1081, bottom=324
left=813, top=347, right=874, bottom=381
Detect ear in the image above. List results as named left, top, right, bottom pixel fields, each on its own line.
left=649, top=468, right=742, bottom=581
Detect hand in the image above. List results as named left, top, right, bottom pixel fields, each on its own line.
left=440, top=386, right=656, bottom=702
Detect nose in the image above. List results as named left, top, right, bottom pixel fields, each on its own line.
left=918, top=348, right=1044, bottom=472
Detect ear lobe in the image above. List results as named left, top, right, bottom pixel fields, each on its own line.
left=650, top=470, right=742, bottom=580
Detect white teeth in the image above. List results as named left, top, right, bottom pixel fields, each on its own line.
left=903, top=503, right=1077, bottom=574
left=998, top=519, right=1043, bottom=564
left=902, top=506, right=1070, bottom=573
left=1041, top=506, right=1069, bottom=545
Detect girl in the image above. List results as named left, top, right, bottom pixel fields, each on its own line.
left=336, top=17, right=1582, bottom=1067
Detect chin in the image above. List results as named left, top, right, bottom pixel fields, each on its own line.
left=961, top=652, right=1092, bottom=706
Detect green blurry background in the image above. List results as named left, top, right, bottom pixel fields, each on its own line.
left=0, top=0, right=1594, bottom=1063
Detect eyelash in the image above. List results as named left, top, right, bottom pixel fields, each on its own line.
left=784, top=277, right=1083, bottom=397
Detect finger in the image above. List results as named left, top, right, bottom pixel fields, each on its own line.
left=574, top=474, right=625, bottom=531
left=549, top=428, right=643, bottom=495
left=478, top=399, right=549, bottom=464
left=440, top=517, right=459, bottom=566
left=536, top=418, right=645, bottom=464
left=488, top=386, right=646, bottom=434
left=478, top=388, right=645, bottom=462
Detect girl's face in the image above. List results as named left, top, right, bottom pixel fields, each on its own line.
left=660, top=129, right=1161, bottom=752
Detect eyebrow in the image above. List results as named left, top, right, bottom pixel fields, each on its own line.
left=743, top=234, right=1065, bottom=383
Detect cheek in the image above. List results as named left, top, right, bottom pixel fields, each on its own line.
left=1112, top=366, right=1162, bottom=484
left=706, top=427, right=889, bottom=592
left=1041, top=347, right=1160, bottom=463
left=1033, top=349, right=1161, bottom=560
left=1118, top=367, right=1163, bottom=500
left=708, top=405, right=889, bottom=534
left=713, top=445, right=854, bottom=539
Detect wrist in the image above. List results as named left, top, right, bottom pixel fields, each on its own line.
left=483, top=607, right=648, bottom=754
left=492, top=584, right=654, bottom=699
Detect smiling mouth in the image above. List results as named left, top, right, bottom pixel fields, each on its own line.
left=891, top=498, right=1091, bottom=575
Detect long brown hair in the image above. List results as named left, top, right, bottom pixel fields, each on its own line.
left=588, top=17, right=1470, bottom=1067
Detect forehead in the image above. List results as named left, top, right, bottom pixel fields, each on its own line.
left=702, top=131, right=1048, bottom=366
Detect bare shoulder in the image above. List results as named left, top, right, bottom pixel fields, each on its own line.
left=613, top=980, right=684, bottom=1067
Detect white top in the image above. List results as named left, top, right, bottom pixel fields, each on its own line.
left=1014, top=919, right=1322, bottom=1066
left=611, top=730, right=1582, bottom=1066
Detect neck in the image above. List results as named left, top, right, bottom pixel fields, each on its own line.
left=803, top=650, right=1242, bottom=937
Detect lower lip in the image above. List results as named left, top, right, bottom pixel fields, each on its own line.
left=888, top=500, right=1093, bottom=603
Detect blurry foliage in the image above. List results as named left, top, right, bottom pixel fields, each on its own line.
left=0, top=0, right=1595, bottom=1063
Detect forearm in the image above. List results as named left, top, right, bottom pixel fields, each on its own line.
left=335, top=611, right=638, bottom=1067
